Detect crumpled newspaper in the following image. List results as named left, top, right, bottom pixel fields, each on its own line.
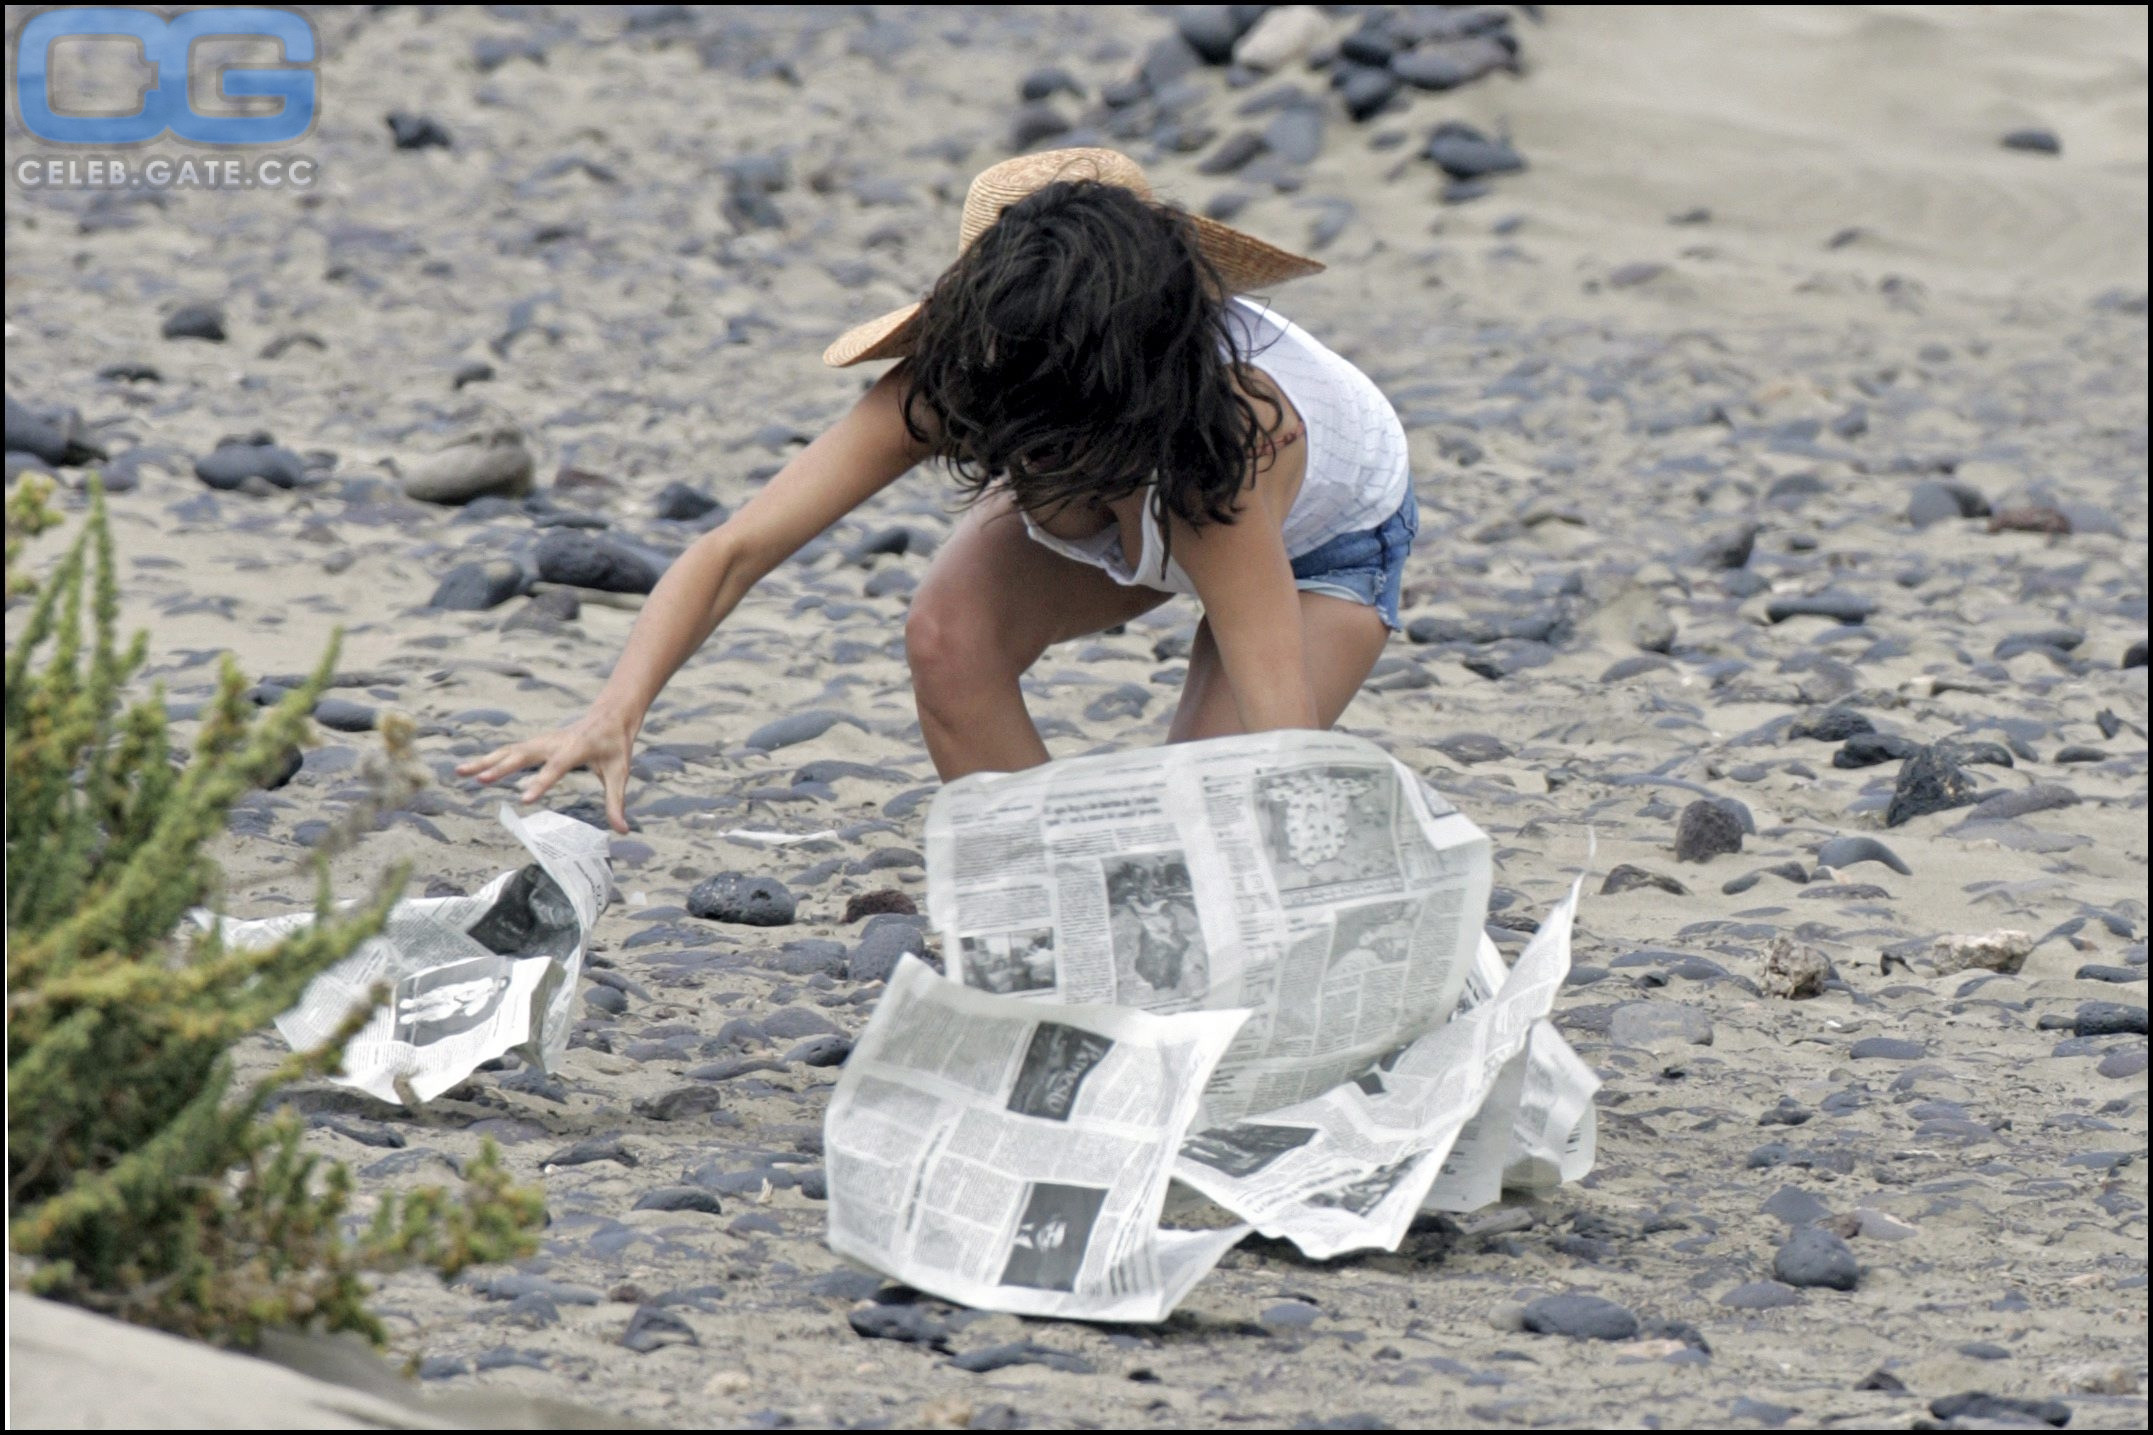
left=201, top=807, right=609, bottom=1104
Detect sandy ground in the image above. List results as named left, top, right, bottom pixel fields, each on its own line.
left=6, top=5, right=2148, bottom=1429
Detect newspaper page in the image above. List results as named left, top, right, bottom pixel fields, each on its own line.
left=824, top=954, right=1251, bottom=1322
left=926, top=730, right=1493, bottom=1129
left=1170, top=879, right=1583, bottom=1259
left=201, top=807, right=610, bottom=1104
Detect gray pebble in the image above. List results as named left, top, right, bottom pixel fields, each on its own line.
left=634, top=1186, right=725, bottom=1215
left=1815, top=836, right=1911, bottom=876
left=1886, top=745, right=1980, bottom=827
left=2075, top=1002, right=2148, bottom=1037
left=745, top=710, right=849, bottom=751
left=1521, top=1293, right=1638, bottom=1341
left=430, top=558, right=528, bottom=611
left=687, top=872, right=796, bottom=927
left=1675, top=800, right=1744, bottom=862
left=162, top=302, right=226, bottom=341
left=1719, top=1281, right=1803, bottom=1310
left=849, top=913, right=931, bottom=983
left=1773, top=1227, right=1859, bottom=1290
left=1849, top=1037, right=1925, bottom=1061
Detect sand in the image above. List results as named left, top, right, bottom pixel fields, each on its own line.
left=5, top=5, right=2147, bottom=1429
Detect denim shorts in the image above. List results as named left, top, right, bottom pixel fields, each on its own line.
left=1289, top=492, right=1420, bottom=633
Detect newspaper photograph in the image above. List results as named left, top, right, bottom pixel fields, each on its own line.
left=927, top=730, right=1494, bottom=1128
left=199, top=806, right=610, bottom=1105
left=824, top=955, right=1250, bottom=1323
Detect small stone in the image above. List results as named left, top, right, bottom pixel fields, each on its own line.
left=1521, top=1293, right=1638, bottom=1341
left=1789, top=709, right=1874, bottom=742
left=1929, top=1393, right=2070, bottom=1427
left=619, top=1305, right=698, bottom=1353
left=1763, top=937, right=1830, bottom=1000
left=1773, top=1227, right=1859, bottom=1291
left=1966, top=786, right=2077, bottom=821
left=1765, top=590, right=1876, bottom=625
left=2097, top=1049, right=2149, bottom=1080
left=687, top=873, right=795, bottom=927
left=1232, top=4, right=1329, bottom=72
left=1834, top=732, right=1919, bottom=768
left=842, top=888, right=917, bottom=922
left=2000, top=128, right=2061, bottom=155
left=633, top=1086, right=724, bottom=1122
left=1008, top=101, right=1071, bottom=150
left=1762, top=1185, right=1831, bottom=1227
left=1849, top=1037, right=1924, bottom=1061
left=402, top=428, right=533, bottom=505
left=1987, top=506, right=2071, bottom=535
left=1435, top=732, right=1511, bottom=765
left=1719, top=1281, right=1803, bottom=1310
left=1199, top=129, right=1269, bottom=175
left=535, top=530, right=665, bottom=594
left=848, top=1302, right=950, bottom=1348
left=655, top=482, right=723, bottom=522
left=744, top=710, right=847, bottom=751
left=1729, top=1397, right=1798, bottom=1426
left=1932, top=929, right=2033, bottom=976
left=1674, top=800, right=1743, bottom=862
left=2123, top=638, right=2147, bottom=669
left=785, top=1034, right=853, bottom=1067
left=1176, top=5, right=1244, bottom=64
left=195, top=437, right=307, bottom=491
left=312, top=698, right=378, bottom=733
left=541, top=1135, right=635, bottom=1170
left=387, top=111, right=452, bottom=150
left=161, top=302, right=226, bottom=341
left=1423, top=120, right=1525, bottom=179
left=1815, top=836, right=1911, bottom=875
left=1600, top=865, right=1688, bottom=897
left=1700, top=522, right=1760, bottom=569
left=848, top=914, right=931, bottom=983
left=1338, top=64, right=1402, bottom=121
left=1018, top=64, right=1083, bottom=102
left=2075, top=1002, right=2148, bottom=1038
left=1854, top=1209, right=1919, bottom=1242
left=429, top=559, right=528, bottom=611
left=634, top=1187, right=725, bottom=1215
left=1886, top=745, right=1981, bottom=827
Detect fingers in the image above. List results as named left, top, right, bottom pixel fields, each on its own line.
left=601, top=756, right=630, bottom=836
left=456, top=741, right=541, bottom=785
left=518, top=751, right=574, bottom=806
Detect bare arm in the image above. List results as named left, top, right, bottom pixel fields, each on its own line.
left=1169, top=495, right=1320, bottom=733
left=459, top=362, right=932, bottom=829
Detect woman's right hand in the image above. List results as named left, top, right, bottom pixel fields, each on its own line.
left=455, top=709, right=639, bottom=834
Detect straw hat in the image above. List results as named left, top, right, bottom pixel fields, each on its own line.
left=821, top=147, right=1324, bottom=367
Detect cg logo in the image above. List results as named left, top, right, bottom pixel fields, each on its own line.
left=16, top=7, right=317, bottom=145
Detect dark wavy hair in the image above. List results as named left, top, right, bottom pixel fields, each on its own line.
left=899, top=180, right=1285, bottom=541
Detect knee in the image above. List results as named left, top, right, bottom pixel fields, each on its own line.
left=905, top=593, right=996, bottom=701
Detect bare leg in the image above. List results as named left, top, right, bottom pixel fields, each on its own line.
left=908, top=489, right=1170, bottom=780
left=1167, top=591, right=1390, bottom=742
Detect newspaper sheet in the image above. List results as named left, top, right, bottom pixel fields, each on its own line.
left=927, top=729, right=1495, bottom=1129
left=824, top=954, right=1251, bottom=1322
left=1171, top=879, right=1583, bottom=1259
left=200, top=807, right=609, bottom=1105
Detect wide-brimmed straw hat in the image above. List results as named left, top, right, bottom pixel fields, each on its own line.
left=821, top=147, right=1325, bottom=368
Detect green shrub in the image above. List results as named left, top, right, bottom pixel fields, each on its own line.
left=6, top=477, right=545, bottom=1346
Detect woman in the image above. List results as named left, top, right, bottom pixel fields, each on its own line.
left=461, top=148, right=1416, bottom=833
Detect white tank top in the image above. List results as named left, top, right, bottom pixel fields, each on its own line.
left=1019, top=296, right=1411, bottom=596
